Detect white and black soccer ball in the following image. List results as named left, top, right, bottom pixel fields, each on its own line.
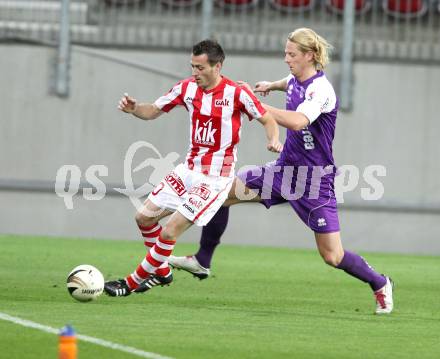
left=67, top=264, right=104, bottom=302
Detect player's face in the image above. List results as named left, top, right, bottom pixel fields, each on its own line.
left=284, top=40, right=314, bottom=79
left=191, top=54, right=221, bottom=90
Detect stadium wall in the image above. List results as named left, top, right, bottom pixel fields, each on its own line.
left=1, top=44, right=439, bottom=254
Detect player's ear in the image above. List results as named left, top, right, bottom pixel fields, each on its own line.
left=215, top=62, right=222, bottom=72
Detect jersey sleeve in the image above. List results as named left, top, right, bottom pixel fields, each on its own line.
left=153, top=81, right=185, bottom=113
left=238, top=87, right=267, bottom=121
left=296, top=79, right=337, bottom=124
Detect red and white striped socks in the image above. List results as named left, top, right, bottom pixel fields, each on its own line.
left=139, top=223, right=162, bottom=248
left=138, top=224, right=172, bottom=276
left=125, top=224, right=174, bottom=290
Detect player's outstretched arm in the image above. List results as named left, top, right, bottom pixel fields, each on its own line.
left=263, top=103, right=309, bottom=131
left=118, top=93, right=163, bottom=121
left=237, top=78, right=288, bottom=97
left=257, top=112, right=283, bottom=153
left=254, top=77, right=288, bottom=96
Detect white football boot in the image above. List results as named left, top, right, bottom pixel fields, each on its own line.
left=168, top=255, right=211, bottom=280
left=374, top=276, right=394, bottom=314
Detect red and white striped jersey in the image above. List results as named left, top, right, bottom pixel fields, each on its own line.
left=154, top=76, right=266, bottom=177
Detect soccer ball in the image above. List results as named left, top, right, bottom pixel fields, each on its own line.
left=67, top=264, right=104, bottom=302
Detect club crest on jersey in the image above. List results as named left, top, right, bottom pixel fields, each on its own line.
left=214, top=99, right=229, bottom=107
left=165, top=172, right=186, bottom=196
left=189, top=184, right=211, bottom=201
left=195, top=119, right=217, bottom=146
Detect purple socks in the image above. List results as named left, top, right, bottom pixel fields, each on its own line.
left=336, top=250, right=386, bottom=291
left=195, top=206, right=230, bottom=268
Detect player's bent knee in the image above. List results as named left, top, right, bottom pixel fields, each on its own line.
left=321, top=254, right=342, bottom=267
left=135, top=212, right=156, bottom=228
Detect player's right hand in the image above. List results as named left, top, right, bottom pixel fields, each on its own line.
left=253, top=81, right=272, bottom=97
left=118, top=93, right=137, bottom=113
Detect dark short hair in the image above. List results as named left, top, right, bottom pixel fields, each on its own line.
left=192, top=39, right=225, bottom=66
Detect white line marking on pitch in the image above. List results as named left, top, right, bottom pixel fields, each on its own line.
left=0, top=312, right=175, bottom=359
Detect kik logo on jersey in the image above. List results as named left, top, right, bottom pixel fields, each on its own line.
left=194, top=115, right=220, bottom=147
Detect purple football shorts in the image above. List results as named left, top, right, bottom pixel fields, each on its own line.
left=236, top=161, right=340, bottom=233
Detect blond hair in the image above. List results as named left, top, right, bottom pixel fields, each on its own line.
left=287, top=28, right=333, bottom=70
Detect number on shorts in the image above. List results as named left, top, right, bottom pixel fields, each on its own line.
left=151, top=182, right=165, bottom=196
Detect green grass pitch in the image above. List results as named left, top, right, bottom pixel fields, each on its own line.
left=0, top=234, right=439, bottom=359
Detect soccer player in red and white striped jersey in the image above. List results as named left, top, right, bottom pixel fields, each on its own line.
left=155, top=74, right=269, bottom=178
left=104, top=40, right=283, bottom=297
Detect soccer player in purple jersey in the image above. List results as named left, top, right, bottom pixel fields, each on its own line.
left=169, top=28, right=394, bottom=314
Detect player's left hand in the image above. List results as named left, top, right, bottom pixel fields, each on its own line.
left=267, top=140, right=283, bottom=153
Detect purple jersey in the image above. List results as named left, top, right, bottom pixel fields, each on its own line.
left=237, top=71, right=341, bottom=233
left=278, top=71, right=338, bottom=169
